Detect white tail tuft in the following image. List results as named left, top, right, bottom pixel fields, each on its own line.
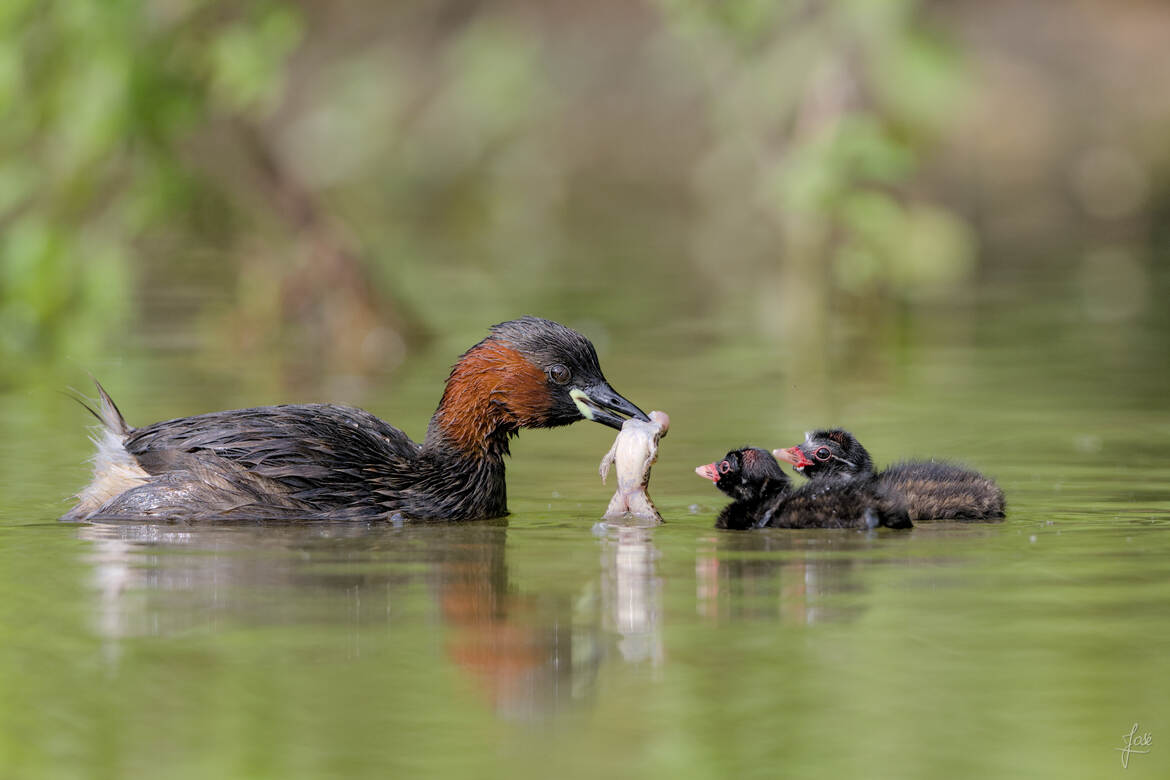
left=62, top=381, right=146, bottom=521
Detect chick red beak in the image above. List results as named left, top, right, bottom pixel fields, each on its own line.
left=694, top=463, right=720, bottom=483
left=773, top=447, right=813, bottom=469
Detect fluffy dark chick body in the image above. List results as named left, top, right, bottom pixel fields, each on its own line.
left=879, top=461, right=1005, bottom=522
left=697, top=448, right=911, bottom=531
left=776, top=429, right=1005, bottom=523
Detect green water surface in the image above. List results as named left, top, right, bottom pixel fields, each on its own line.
left=1, top=278, right=1168, bottom=780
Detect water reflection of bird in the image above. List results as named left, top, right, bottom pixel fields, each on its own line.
left=63, top=317, right=648, bottom=522
left=774, top=429, right=1005, bottom=522
left=695, top=447, right=911, bottom=530
left=694, top=531, right=869, bottom=625
left=78, top=521, right=603, bottom=720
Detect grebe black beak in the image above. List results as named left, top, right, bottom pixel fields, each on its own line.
left=570, top=383, right=650, bottom=430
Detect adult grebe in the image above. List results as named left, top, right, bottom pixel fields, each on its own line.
left=64, top=317, right=648, bottom=523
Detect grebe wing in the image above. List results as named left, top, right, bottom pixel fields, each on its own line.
left=125, top=404, right=421, bottom=484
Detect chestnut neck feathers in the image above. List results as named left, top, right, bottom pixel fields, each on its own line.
left=423, top=339, right=550, bottom=459
left=406, top=317, right=644, bottom=518
left=422, top=317, right=609, bottom=458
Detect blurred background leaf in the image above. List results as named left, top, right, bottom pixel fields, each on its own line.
left=2, top=0, right=1168, bottom=385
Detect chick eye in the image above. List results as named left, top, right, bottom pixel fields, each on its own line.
left=814, top=447, right=831, bottom=462
left=719, top=460, right=731, bottom=475
left=548, top=364, right=571, bottom=385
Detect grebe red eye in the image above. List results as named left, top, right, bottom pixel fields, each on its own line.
left=814, top=447, right=831, bottom=462
left=719, top=461, right=730, bottom=475
left=548, top=364, right=571, bottom=385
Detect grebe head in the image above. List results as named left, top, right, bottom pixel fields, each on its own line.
left=773, top=428, right=874, bottom=480
left=695, top=447, right=790, bottom=502
left=486, top=317, right=648, bottom=430
left=428, top=317, right=649, bottom=455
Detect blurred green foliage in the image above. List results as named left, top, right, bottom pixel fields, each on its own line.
left=1, top=0, right=300, bottom=365
left=659, top=0, right=972, bottom=332
left=3, top=0, right=1163, bottom=376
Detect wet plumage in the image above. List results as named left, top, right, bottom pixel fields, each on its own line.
left=775, top=429, right=1005, bottom=522
left=64, top=317, right=648, bottom=523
